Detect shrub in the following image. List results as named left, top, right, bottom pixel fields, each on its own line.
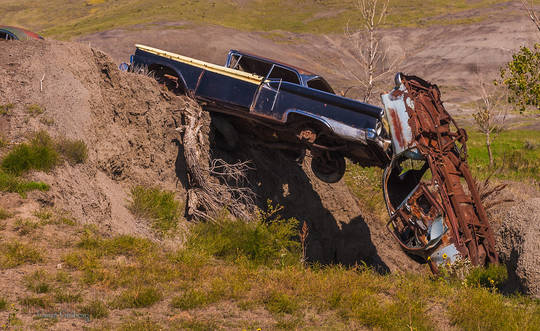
left=79, top=300, right=109, bottom=319
left=0, top=297, right=7, bottom=310
left=128, top=186, right=182, bottom=234
left=0, top=207, right=10, bottom=220
left=499, top=43, right=540, bottom=112
left=20, top=296, right=51, bottom=308
left=56, top=138, right=88, bottom=164
left=187, top=215, right=300, bottom=267
left=1, top=131, right=59, bottom=176
left=54, top=290, right=82, bottom=303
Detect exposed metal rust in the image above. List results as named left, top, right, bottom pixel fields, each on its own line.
left=398, top=73, right=499, bottom=266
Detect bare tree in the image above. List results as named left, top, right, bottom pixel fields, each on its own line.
left=521, top=0, right=540, bottom=32
left=343, top=0, right=402, bottom=103
left=472, top=77, right=508, bottom=167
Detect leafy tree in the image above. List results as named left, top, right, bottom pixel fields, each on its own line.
left=499, top=43, right=540, bottom=112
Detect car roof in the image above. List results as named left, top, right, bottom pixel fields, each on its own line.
left=0, top=26, right=44, bottom=40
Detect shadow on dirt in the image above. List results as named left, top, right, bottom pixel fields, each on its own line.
left=206, top=129, right=390, bottom=273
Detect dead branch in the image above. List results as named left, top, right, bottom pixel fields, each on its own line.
left=179, top=98, right=256, bottom=221
left=521, top=0, right=540, bottom=32
left=342, top=0, right=403, bottom=104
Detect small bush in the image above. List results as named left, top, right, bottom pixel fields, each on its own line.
left=1, top=131, right=59, bottom=176
left=79, top=300, right=109, bottom=319
left=0, top=103, right=13, bottom=116
left=187, top=215, right=300, bottom=267
left=25, top=104, right=44, bottom=115
left=113, top=287, right=162, bottom=309
left=128, top=185, right=182, bottom=234
left=0, top=135, right=7, bottom=149
left=56, top=138, right=88, bottom=164
left=0, top=241, right=43, bottom=269
left=0, top=170, right=49, bottom=196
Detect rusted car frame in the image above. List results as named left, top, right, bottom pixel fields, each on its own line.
left=381, top=73, right=498, bottom=271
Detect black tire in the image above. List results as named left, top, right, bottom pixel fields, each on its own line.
left=310, top=152, right=346, bottom=183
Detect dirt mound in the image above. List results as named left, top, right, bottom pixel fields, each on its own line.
left=497, top=198, right=540, bottom=299
left=0, top=39, right=421, bottom=272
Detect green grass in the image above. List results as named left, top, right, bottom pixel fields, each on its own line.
left=186, top=216, right=300, bottom=267
left=0, top=0, right=526, bottom=40
left=128, top=185, right=183, bottom=234
left=343, top=164, right=386, bottom=220
left=0, top=241, right=43, bottom=269
left=0, top=170, right=49, bottom=196
left=112, top=287, right=162, bottom=309
left=0, top=297, right=7, bottom=311
left=6, top=210, right=536, bottom=330
left=467, top=129, right=540, bottom=181
left=0, top=207, right=11, bottom=220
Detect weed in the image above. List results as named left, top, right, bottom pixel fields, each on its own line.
left=0, top=297, right=7, bottom=310
left=0, top=170, right=49, bottom=196
left=56, top=138, right=88, bottom=164
left=128, top=185, right=182, bottom=234
left=0, top=207, right=11, bottom=220
left=54, top=290, right=81, bottom=303
left=0, top=104, right=13, bottom=116
left=0, top=241, right=43, bottom=269
left=113, top=287, right=162, bottom=309
left=264, top=291, right=299, bottom=315
left=39, top=117, right=55, bottom=126
left=14, top=218, right=40, bottom=236
left=465, top=263, right=508, bottom=289
left=344, top=164, right=386, bottom=221
left=54, top=270, right=72, bottom=284
left=187, top=215, right=300, bottom=267
left=20, top=296, right=51, bottom=309
left=1, top=131, right=59, bottom=176
left=170, top=289, right=211, bottom=310
left=25, top=270, right=51, bottom=294
left=34, top=208, right=76, bottom=226
left=118, top=317, right=163, bottom=331
left=0, top=135, right=8, bottom=149
left=25, top=104, right=44, bottom=115
left=79, top=300, right=109, bottom=319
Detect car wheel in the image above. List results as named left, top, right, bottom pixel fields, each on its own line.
left=310, top=151, right=346, bottom=183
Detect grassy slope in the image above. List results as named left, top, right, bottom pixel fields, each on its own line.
left=0, top=0, right=524, bottom=39
left=1, top=207, right=539, bottom=330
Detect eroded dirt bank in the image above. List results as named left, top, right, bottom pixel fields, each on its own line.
left=0, top=40, right=422, bottom=273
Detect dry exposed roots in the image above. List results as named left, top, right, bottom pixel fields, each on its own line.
left=179, top=98, right=256, bottom=221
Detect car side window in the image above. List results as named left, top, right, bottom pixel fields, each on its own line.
left=307, top=78, right=334, bottom=94
left=267, top=65, right=300, bottom=84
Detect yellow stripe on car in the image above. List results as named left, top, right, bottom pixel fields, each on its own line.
left=135, top=44, right=265, bottom=85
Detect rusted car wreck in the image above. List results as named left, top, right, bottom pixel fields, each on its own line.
left=128, top=46, right=499, bottom=271
left=381, top=74, right=498, bottom=272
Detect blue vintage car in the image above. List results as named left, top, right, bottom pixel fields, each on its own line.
left=129, top=45, right=391, bottom=182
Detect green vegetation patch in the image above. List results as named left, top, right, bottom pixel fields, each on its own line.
left=0, top=0, right=520, bottom=40
left=187, top=215, right=300, bottom=267
left=467, top=129, right=540, bottom=181
left=112, top=287, right=162, bottom=309
left=56, top=138, right=88, bottom=165
left=128, top=185, right=183, bottom=234
left=79, top=300, right=109, bottom=319
left=0, top=241, right=43, bottom=269
left=1, top=131, right=59, bottom=176
left=0, top=103, right=14, bottom=116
